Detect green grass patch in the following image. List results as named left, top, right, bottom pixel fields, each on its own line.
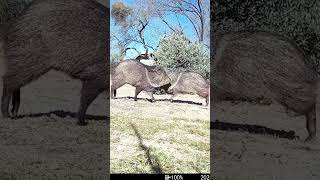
left=110, top=115, right=210, bottom=173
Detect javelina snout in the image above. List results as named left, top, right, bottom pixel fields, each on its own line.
left=212, top=31, right=318, bottom=141
left=154, top=83, right=171, bottom=95
left=159, top=79, right=172, bottom=94
left=1, top=0, right=109, bottom=125
left=166, top=85, right=174, bottom=94
left=111, top=60, right=171, bottom=102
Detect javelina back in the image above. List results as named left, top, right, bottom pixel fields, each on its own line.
left=167, top=71, right=209, bottom=106
left=212, top=31, right=319, bottom=141
left=1, top=0, right=109, bottom=125
left=111, top=59, right=171, bottom=102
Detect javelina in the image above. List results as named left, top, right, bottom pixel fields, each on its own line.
left=212, top=31, right=319, bottom=141
left=111, top=59, right=171, bottom=102
left=1, top=0, right=109, bottom=125
left=167, top=71, right=209, bottom=106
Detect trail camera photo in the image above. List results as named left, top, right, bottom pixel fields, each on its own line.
left=110, top=0, right=210, bottom=174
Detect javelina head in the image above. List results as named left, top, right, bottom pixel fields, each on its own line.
left=159, top=83, right=172, bottom=94
left=151, top=66, right=171, bottom=87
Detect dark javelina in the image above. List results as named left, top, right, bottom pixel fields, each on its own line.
left=1, top=0, right=109, bottom=125
left=111, top=59, right=171, bottom=102
left=167, top=71, right=209, bottom=106
left=212, top=31, right=319, bottom=141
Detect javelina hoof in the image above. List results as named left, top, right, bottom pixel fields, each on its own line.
left=11, top=110, right=18, bottom=119
left=77, top=121, right=88, bottom=126
left=11, top=113, right=18, bottom=119
left=304, top=135, right=316, bottom=142
left=2, top=113, right=9, bottom=118
left=11, top=115, right=19, bottom=119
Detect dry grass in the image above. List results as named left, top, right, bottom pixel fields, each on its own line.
left=110, top=85, right=210, bottom=173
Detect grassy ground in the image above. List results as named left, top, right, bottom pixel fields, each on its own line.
left=110, top=85, right=210, bottom=173
left=212, top=101, right=320, bottom=180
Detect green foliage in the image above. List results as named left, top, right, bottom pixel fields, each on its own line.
left=212, top=0, right=320, bottom=72
left=155, top=32, right=210, bottom=78
left=111, top=2, right=132, bottom=25
left=110, top=53, right=123, bottom=64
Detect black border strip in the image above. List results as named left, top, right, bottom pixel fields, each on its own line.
left=111, top=174, right=210, bottom=180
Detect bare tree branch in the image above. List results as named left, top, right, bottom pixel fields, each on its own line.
left=175, top=13, right=184, bottom=33
left=138, top=20, right=149, bottom=51
left=122, top=47, right=141, bottom=56
left=157, top=11, right=178, bottom=32
left=153, top=0, right=208, bottom=43
left=181, top=10, right=200, bottom=41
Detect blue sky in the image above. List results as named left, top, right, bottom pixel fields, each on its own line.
left=110, top=0, right=207, bottom=59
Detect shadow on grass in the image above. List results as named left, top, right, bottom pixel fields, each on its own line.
left=192, top=163, right=201, bottom=173
left=130, top=123, right=163, bottom=174
left=115, top=96, right=203, bottom=106
left=211, top=120, right=299, bottom=140
left=14, top=110, right=108, bottom=121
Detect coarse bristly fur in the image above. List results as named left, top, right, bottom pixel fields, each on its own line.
left=111, top=59, right=171, bottom=102
left=1, top=0, right=109, bottom=125
left=212, top=30, right=320, bottom=141
left=167, top=71, right=210, bottom=106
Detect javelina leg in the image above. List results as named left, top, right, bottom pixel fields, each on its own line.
left=146, top=91, right=155, bottom=102
left=110, top=89, right=114, bottom=99
left=170, top=93, right=176, bottom=103
left=205, top=96, right=209, bottom=106
left=78, top=81, right=104, bottom=126
left=110, top=88, right=117, bottom=99
left=2, top=75, right=22, bottom=118
left=134, top=88, right=142, bottom=101
left=2, top=64, right=50, bottom=118
left=305, top=108, right=316, bottom=142
left=1, top=86, right=12, bottom=118
left=111, top=80, right=125, bottom=99
left=113, top=90, right=117, bottom=98
left=11, top=89, right=21, bottom=118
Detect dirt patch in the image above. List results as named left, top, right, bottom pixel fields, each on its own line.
left=212, top=101, right=320, bottom=180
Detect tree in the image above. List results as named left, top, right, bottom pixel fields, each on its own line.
left=155, top=32, right=209, bottom=78
left=111, top=2, right=132, bottom=25
left=111, top=1, right=156, bottom=58
left=152, top=0, right=210, bottom=46
left=110, top=52, right=122, bottom=64
left=111, top=0, right=210, bottom=59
